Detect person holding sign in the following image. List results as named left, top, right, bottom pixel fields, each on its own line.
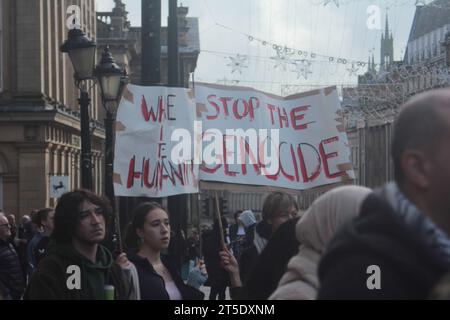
left=239, top=192, right=299, bottom=284
left=270, top=186, right=371, bottom=300
left=223, top=216, right=301, bottom=300
left=202, top=217, right=231, bottom=300
left=125, top=202, right=204, bottom=300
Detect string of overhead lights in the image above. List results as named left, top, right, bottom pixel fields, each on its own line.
left=311, top=0, right=448, bottom=9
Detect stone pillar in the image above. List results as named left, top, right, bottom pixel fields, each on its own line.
left=51, top=144, right=61, bottom=176
left=67, top=148, right=74, bottom=192
left=74, top=150, right=81, bottom=189
left=61, top=146, right=68, bottom=176
left=18, top=144, right=48, bottom=217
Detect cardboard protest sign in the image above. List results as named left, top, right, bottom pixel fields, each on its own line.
left=195, top=83, right=354, bottom=190
left=114, top=83, right=354, bottom=198
left=113, top=85, right=199, bottom=198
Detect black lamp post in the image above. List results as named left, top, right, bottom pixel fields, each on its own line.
left=61, top=28, right=97, bottom=190
left=95, top=46, right=126, bottom=206
left=95, top=46, right=127, bottom=252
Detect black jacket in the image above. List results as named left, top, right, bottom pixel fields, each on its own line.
left=0, top=239, right=25, bottom=299
left=34, top=236, right=50, bottom=266
left=202, top=229, right=230, bottom=288
left=239, top=221, right=270, bottom=284
left=127, top=250, right=204, bottom=300
left=318, top=193, right=450, bottom=299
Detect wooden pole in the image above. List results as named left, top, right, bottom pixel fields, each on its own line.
left=214, top=191, right=226, bottom=250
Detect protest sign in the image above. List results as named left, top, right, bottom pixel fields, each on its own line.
left=114, top=83, right=354, bottom=197
left=113, top=85, right=199, bottom=197
left=195, top=83, right=354, bottom=190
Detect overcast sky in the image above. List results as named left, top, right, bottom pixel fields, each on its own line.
left=95, top=0, right=427, bottom=95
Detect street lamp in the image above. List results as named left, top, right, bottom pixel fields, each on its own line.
left=95, top=46, right=128, bottom=252
left=95, top=46, right=126, bottom=205
left=61, top=28, right=97, bottom=190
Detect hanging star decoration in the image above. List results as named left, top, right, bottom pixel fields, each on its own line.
left=226, top=54, right=248, bottom=74
left=323, top=0, right=339, bottom=8
left=271, top=49, right=294, bottom=71
left=347, top=62, right=359, bottom=77
left=292, top=60, right=313, bottom=80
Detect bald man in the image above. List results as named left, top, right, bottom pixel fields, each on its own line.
left=318, top=89, right=450, bottom=299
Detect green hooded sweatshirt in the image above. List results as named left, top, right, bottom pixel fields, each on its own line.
left=24, top=242, right=129, bottom=300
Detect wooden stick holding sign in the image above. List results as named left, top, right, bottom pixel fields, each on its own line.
left=115, top=211, right=123, bottom=254
left=214, top=191, right=226, bottom=250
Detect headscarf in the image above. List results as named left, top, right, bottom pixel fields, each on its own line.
left=270, top=185, right=371, bottom=300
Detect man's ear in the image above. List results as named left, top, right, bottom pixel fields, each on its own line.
left=401, top=149, right=431, bottom=189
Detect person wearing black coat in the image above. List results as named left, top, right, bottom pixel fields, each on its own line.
left=202, top=217, right=230, bottom=300
left=318, top=90, right=450, bottom=299
left=128, top=250, right=201, bottom=300
left=318, top=190, right=450, bottom=299
left=239, top=193, right=298, bottom=284
left=0, top=215, right=25, bottom=300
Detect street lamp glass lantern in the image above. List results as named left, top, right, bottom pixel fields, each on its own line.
left=61, top=29, right=97, bottom=80
left=95, top=47, right=124, bottom=102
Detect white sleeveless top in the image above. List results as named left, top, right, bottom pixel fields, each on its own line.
left=165, top=281, right=182, bottom=300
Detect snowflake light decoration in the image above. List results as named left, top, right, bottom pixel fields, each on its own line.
left=347, top=63, right=359, bottom=77
left=292, top=60, right=313, bottom=80
left=226, top=54, right=248, bottom=74
left=271, top=49, right=294, bottom=71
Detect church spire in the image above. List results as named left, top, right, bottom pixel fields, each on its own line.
left=372, top=54, right=375, bottom=72
left=385, top=12, right=389, bottom=40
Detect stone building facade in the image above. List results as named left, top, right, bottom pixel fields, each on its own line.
left=96, top=1, right=200, bottom=87
left=0, top=0, right=104, bottom=216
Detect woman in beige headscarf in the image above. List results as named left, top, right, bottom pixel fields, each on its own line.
left=269, top=185, right=371, bottom=300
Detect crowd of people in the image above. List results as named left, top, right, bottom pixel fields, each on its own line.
left=3, top=89, right=450, bottom=299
